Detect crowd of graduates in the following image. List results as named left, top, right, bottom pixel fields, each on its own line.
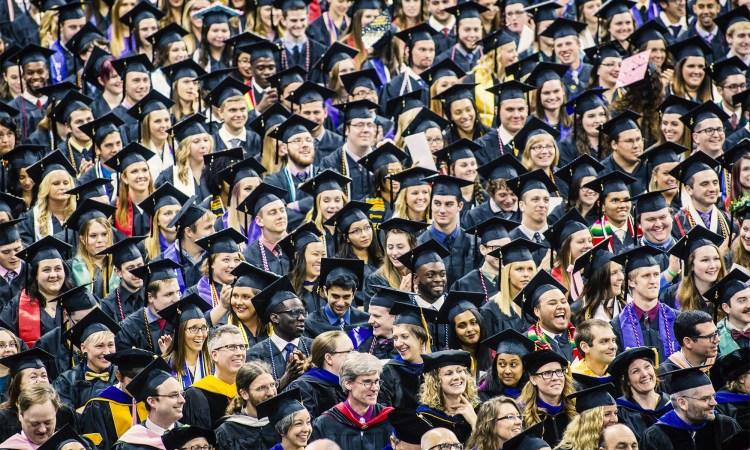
left=0, top=0, right=747, bottom=447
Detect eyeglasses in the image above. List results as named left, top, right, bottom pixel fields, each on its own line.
left=426, top=137, right=444, bottom=145
left=153, top=391, right=185, bottom=400
left=350, top=122, right=376, bottom=130
left=691, top=331, right=720, bottom=342
left=351, top=90, right=374, bottom=99
left=276, top=308, right=308, bottom=318
left=695, top=127, right=725, bottom=136
left=354, top=379, right=381, bottom=389
left=186, top=325, right=209, bottom=335
left=682, top=394, right=716, bottom=403
left=180, top=446, right=212, bottom=450
left=722, top=83, right=747, bottom=92
left=0, top=341, right=18, bottom=349
left=289, top=137, right=314, bottom=146
left=496, top=414, right=523, bottom=422
left=215, top=344, right=248, bottom=352
left=618, top=137, right=643, bottom=146
left=348, top=224, right=372, bottom=236
left=330, top=348, right=355, bottom=355
left=484, top=245, right=502, bottom=252
left=534, top=369, right=566, bottom=380
left=530, top=144, right=555, bottom=152
left=428, top=444, right=464, bottom=450
left=252, top=381, right=279, bottom=394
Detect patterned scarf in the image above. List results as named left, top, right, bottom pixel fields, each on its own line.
left=526, top=321, right=581, bottom=361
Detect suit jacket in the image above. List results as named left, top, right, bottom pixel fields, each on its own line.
left=211, top=128, right=258, bottom=160
left=418, top=228, right=477, bottom=287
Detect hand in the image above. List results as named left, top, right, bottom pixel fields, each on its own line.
left=539, top=249, right=552, bottom=271
left=78, top=159, right=94, bottom=175
left=661, top=68, right=674, bottom=85
left=668, top=255, right=681, bottom=276
left=158, top=334, right=172, bottom=354
left=255, top=88, right=278, bottom=114
left=455, top=395, right=477, bottom=429
left=278, top=350, right=306, bottom=389
left=719, top=238, right=730, bottom=256
left=220, top=284, right=233, bottom=309
left=399, top=274, right=415, bottom=292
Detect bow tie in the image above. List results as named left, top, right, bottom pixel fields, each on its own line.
left=731, top=329, right=750, bottom=340
left=378, top=338, right=393, bottom=349
left=85, top=371, right=110, bottom=381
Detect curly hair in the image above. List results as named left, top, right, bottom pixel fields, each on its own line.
left=610, top=68, right=664, bottom=147
left=554, top=406, right=605, bottom=450
left=418, top=366, right=479, bottom=411
left=518, top=371, right=577, bottom=426
left=466, top=396, right=521, bottom=450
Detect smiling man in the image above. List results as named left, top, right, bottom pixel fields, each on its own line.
left=274, top=0, right=326, bottom=81
left=476, top=82, right=533, bottom=163
left=435, top=2, right=487, bottom=73
left=658, top=311, right=719, bottom=391
left=240, top=182, right=290, bottom=277
left=381, top=24, right=435, bottom=108
left=571, top=319, right=619, bottom=388
left=0, top=219, right=25, bottom=304
left=507, top=169, right=558, bottom=267
left=540, top=18, right=591, bottom=97
left=689, top=0, right=726, bottom=61
left=109, top=54, right=153, bottom=130
left=8, top=44, right=55, bottom=140
left=357, top=286, right=400, bottom=360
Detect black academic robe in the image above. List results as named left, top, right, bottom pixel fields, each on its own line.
left=211, top=128, right=259, bottom=160
left=115, top=308, right=173, bottom=355
left=686, top=19, right=728, bottom=62
left=56, top=139, right=93, bottom=174
left=155, top=167, right=211, bottom=202
left=417, top=228, right=476, bottom=287
left=300, top=286, right=325, bottom=314
left=507, top=227, right=549, bottom=267
left=311, top=403, right=393, bottom=450
left=0, top=405, right=77, bottom=444
left=671, top=207, right=738, bottom=241
left=264, top=167, right=315, bottom=230
left=616, top=394, right=673, bottom=444
left=715, top=391, right=750, bottom=430
left=33, top=327, right=80, bottom=380
left=356, top=335, right=396, bottom=360
left=17, top=209, right=64, bottom=247
left=213, top=415, right=278, bottom=450
left=416, top=405, right=474, bottom=444
left=654, top=17, right=686, bottom=44
left=534, top=410, right=571, bottom=448
left=379, top=73, right=430, bottom=112
left=462, top=202, right=522, bottom=230
left=274, top=39, right=327, bottom=83
left=246, top=336, right=313, bottom=382
left=378, top=360, right=422, bottom=410
left=314, top=129, right=345, bottom=165
left=600, top=155, right=648, bottom=196
left=306, top=14, right=347, bottom=47
left=111, top=106, right=138, bottom=140
left=435, top=45, right=482, bottom=74
left=362, top=272, right=389, bottom=311
left=0, top=265, right=25, bottom=311
left=182, top=377, right=238, bottom=429
left=725, top=126, right=750, bottom=151
left=561, top=63, right=593, bottom=99
left=0, top=292, right=62, bottom=345
left=303, top=307, right=370, bottom=339
left=319, top=148, right=372, bottom=202
left=80, top=386, right=148, bottom=450
left=640, top=414, right=741, bottom=450
left=284, top=371, right=346, bottom=419
left=431, top=25, right=456, bottom=56
left=100, top=287, right=145, bottom=324
left=480, top=301, right=529, bottom=336
left=0, top=2, right=39, bottom=47
left=52, top=364, right=117, bottom=410
left=532, top=329, right=577, bottom=363
left=241, top=239, right=290, bottom=277
left=452, top=269, right=498, bottom=302
left=90, top=96, right=112, bottom=120
left=9, top=96, right=44, bottom=140
left=474, top=129, right=517, bottom=167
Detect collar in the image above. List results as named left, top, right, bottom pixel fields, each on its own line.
left=414, top=292, right=444, bottom=311
left=270, top=333, right=300, bottom=353
left=540, top=325, right=561, bottom=341
left=219, top=127, right=246, bottom=143
left=518, top=223, right=548, bottom=239
left=480, top=266, right=497, bottom=283
left=659, top=12, right=687, bottom=28
left=324, top=304, right=351, bottom=325
left=609, top=221, right=628, bottom=234
left=498, top=126, right=514, bottom=145
left=724, top=318, right=750, bottom=332
left=633, top=301, right=659, bottom=323
left=343, top=144, right=370, bottom=163
left=143, top=419, right=173, bottom=435
left=428, top=15, right=455, bottom=32
left=455, top=44, right=480, bottom=58
left=68, top=138, right=90, bottom=152
left=22, top=91, right=46, bottom=105
left=259, top=235, right=279, bottom=253
left=720, top=100, right=742, bottom=117
left=0, top=263, right=21, bottom=278
left=430, top=223, right=459, bottom=245
left=695, top=24, right=717, bottom=39
left=282, top=37, right=306, bottom=52
left=286, top=165, right=311, bottom=178
left=641, top=236, right=673, bottom=252
left=251, top=79, right=265, bottom=94
left=145, top=306, right=161, bottom=323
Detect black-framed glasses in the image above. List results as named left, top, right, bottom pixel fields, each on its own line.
left=428, top=444, right=464, bottom=450
left=276, top=308, right=308, bottom=318
left=691, top=331, right=719, bottom=342
left=533, top=369, right=566, bottom=380
left=695, top=127, right=725, bottom=136
left=329, top=348, right=355, bottom=355
left=186, top=325, right=209, bottom=335
left=153, top=391, right=185, bottom=400
left=215, top=344, right=248, bottom=352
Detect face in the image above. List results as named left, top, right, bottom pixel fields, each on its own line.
left=583, top=326, right=618, bottom=366
left=495, top=354, right=523, bottom=388
left=346, top=372, right=381, bottom=406
left=272, top=298, right=307, bottom=337
left=245, top=372, right=277, bottom=406
left=509, top=261, right=535, bottom=292
left=519, top=189, right=550, bottom=224
left=150, top=376, right=185, bottom=422
left=326, top=285, right=355, bottom=317
left=690, top=245, right=721, bottom=285
left=0, top=240, right=22, bottom=271
left=117, top=257, right=145, bottom=292
left=504, top=3, right=528, bottom=33
left=680, top=384, right=717, bottom=422
left=453, top=310, right=480, bottom=346
left=528, top=136, right=557, bottom=171
left=612, top=129, right=644, bottom=163
left=250, top=58, right=276, bottom=88
left=457, top=17, right=482, bottom=50
left=692, top=118, right=725, bottom=154
left=349, top=86, right=378, bottom=103
left=494, top=403, right=523, bottom=442
left=47, top=171, right=73, bottom=202
left=626, top=357, right=657, bottom=395
left=212, top=252, right=242, bottom=285
left=685, top=170, right=720, bottom=207
left=432, top=194, right=462, bottom=228
left=554, top=36, right=580, bottom=66
left=738, top=159, right=750, bottom=191
left=299, top=101, right=326, bottom=131
left=416, top=261, right=447, bottom=300
left=401, top=0, right=421, bottom=18
left=18, top=168, right=33, bottom=193
left=230, top=286, right=257, bottom=322
left=629, top=266, right=661, bottom=300
left=123, top=162, right=151, bottom=194
left=148, top=110, right=172, bottom=143
left=19, top=367, right=48, bottom=391
left=602, top=405, right=619, bottom=427
left=602, top=191, right=632, bottom=224
left=137, top=18, right=158, bottom=47
left=207, top=23, right=230, bottom=48
left=717, top=74, right=746, bottom=106
left=98, top=131, right=123, bottom=163
left=303, top=242, right=325, bottom=278
left=20, top=401, right=56, bottom=445
left=386, top=232, right=410, bottom=270
left=405, top=185, right=430, bottom=214
left=743, top=219, right=750, bottom=254
left=177, top=78, right=199, bottom=104
left=0, top=124, right=14, bottom=155
left=728, top=25, right=750, bottom=58
left=609, top=261, right=624, bottom=296
left=452, top=157, right=477, bottom=182
left=539, top=80, right=564, bottom=111
left=576, top=175, right=598, bottom=208
left=211, top=333, right=247, bottom=373
left=346, top=218, right=373, bottom=250
left=318, top=190, right=345, bottom=221
left=530, top=361, right=565, bottom=397
left=497, top=42, right=518, bottom=68
left=449, top=98, right=476, bottom=132
left=125, top=71, right=151, bottom=103
left=681, top=56, right=706, bottom=90
left=660, top=0, right=684, bottom=19
left=434, top=76, right=458, bottom=96
left=83, top=333, right=116, bottom=371
left=282, top=9, right=308, bottom=39
left=257, top=200, right=288, bottom=234
left=0, top=330, right=17, bottom=358
left=692, top=0, right=718, bottom=28
left=369, top=305, right=395, bottom=338
left=23, top=62, right=48, bottom=96
left=608, top=12, right=633, bottom=41
left=149, top=278, right=181, bottom=313
left=3, top=66, right=22, bottom=95
left=428, top=0, right=455, bottom=22
left=284, top=410, right=312, bottom=448
left=392, top=324, right=423, bottom=361
left=494, top=186, right=517, bottom=211
left=602, top=425, right=639, bottom=450
left=581, top=0, right=602, bottom=22
left=597, top=56, right=621, bottom=87
left=346, top=118, right=376, bottom=148
left=410, top=40, right=435, bottom=70
left=567, top=229, right=593, bottom=260
left=534, top=289, right=570, bottom=333
left=83, top=221, right=110, bottom=257
left=723, top=287, right=750, bottom=327
left=660, top=113, right=684, bottom=144
left=103, top=70, right=123, bottom=96
left=329, top=0, right=352, bottom=17
left=327, top=335, right=354, bottom=374
left=581, top=107, right=606, bottom=137
left=438, top=364, right=467, bottom=396
left=236, top=52, right=252, bottom=79
left=36, top=258, right=65, bottom=297
left=686, top=320, right=719, bottom=360
left=499, top=99, right=528, bottom=133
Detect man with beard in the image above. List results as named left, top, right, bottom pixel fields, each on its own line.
left=240, top=183, right=290, bottom=276
left=641, top=366, right=740, bottom=450
left=658, top=311, right=719, bottom=392
left=249, top=276, right=313, bottom=388
left=707, top=269, right=750, bottom=353
left=8, top=44, right=55, bottom=140
left=381, top=24, right=436, bottom=108
left=182, top=325, right=247, bottom=428
left=264, top=115, right=319, bottom=230
left=286, top=83, right=343, bottom=163
left=521, top=271, right=579, bottom=363
left=507, top=170, right=558, bottom=267
left=571, top=319, right=619, bottom=389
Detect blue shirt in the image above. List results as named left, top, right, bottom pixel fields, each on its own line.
left=429, top=224, right=459, bottom=247
left=324, top=304, right=351, bottom=326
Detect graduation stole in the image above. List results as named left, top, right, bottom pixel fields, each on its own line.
left=335, top=403, right=393, bottom=430
left=18, top=290, right=41, bottom=347
left=89, top=386, right=148, bottom=438
left=616, top=396, right=673, bottom=415
left=526, top=321, right=581, bottom=362
left=591, top=215, right=638, bottom=247
left=190, top=375, right=238, bottom=399
left=619, top=302, right=679, bottom=358
left=656, top=410, right=707, bottom=431
left=715, top=391, right=750, bottom=404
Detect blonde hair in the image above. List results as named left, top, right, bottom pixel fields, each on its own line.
left=34, top=170, right=77, bottom=238
left=110, top=0, right=132, bottom=57
left=260, top=125, right=285, bottom=177
left=491, top=262, right=530, bottom=316
left=521, top=134, right=559, bottom=171
left=466, top=397, right=521, bottom=450
left=77, top=217, right=115, bottom=296
left=200, top=252, right=244, bottom=277
left=175, top=132, right=214, bottom=186
left=554, top=407, right=605, bottom=450
left=392, top=186, right=431, bottom=222
left=304, top=191, right=350, bottom=231
left=418, top=367, right=479, bottom=411
left=39, top=10, right=58, bottom=48
left=375, top=229, right=416, bottom=289
left=429, top=82, right=444, bottom=117
left=82, top=330, right=115, bottom=352
left=227, top=182, right=252, bottom=233
left=141, top=110, right=171, bottom=147
left=676, top=245, right=728, bottom=317
left=393, top=108, right=420, bottom=149
left=145, top=208, right=171, bottom=260
left=518, top=370, right=577, bottom=426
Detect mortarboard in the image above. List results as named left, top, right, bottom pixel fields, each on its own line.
left=1, top=145, right=42, bottom=171
left=554, top=154, right=606, bottom=186
left=138, top=183, right=190, bottom=218
left=425, top=174, right=474, bottom=198
left=157, top=293, right=211, bottom=329
left=336, top=99, right=380, bottom=122
left=208, top=77, right=251, bottom=108
left=16, top=236, right=71, bottom=266
left=485, top=80, right=534, bottom=104
left=434, top=82, right=477, bottom=106
left=49, top=91, right=92, bottom=124
left=217, top=157, right=267, bottom=190
left=388, top=167, right=438, bottom=190
left=482, top=329, right=537, bottom=356
left=480, top=30, right=518, bottom=54
left=0, top=219, right=22, bottom=246
left=370, top=286, right=412, bottom=309
left=25, top=150, right=76, bottom=186
left=607, top=346, right=658, bottom=382
left=78, top=113, right=124, bottom=146
left=238, top=41, right=280, bottom=64
left=313, top=42, right=359, bottom=73
left=268, top=114, right=317, bottom=143
left=402, top=107, right=450, bottom=137
left=191, top=3, right=241, bottom=27
left=64, top=199, right=115, bottom=231
left=324, top=200, right=372, bottom=233
left=660, top=366, right=712, bottom=394
left=247, top=103, right=290, bottom=138
left=704, top=269, right=750, bottom=308
left=51, top=284, right=98, bottom=313
left=540, top=18, right=586, bottom=39
left=667, top=35, right=712, bottom=61
left=162, top=426, right=215, bottom=450
left=276, top=223, right=323, bottom=260
left=444, top=1, right=489, bottom=21
left=105, top=143, right=156, bottom=173
left=506, top=169, right=558, bottom=198
left=397, top=239, right=450, bottom=273
left=668, top=226, right=724, bottom=261
left=667, top=151, right=719, bottom=184
left=256, top=389, right=306, bottom=428
left=629, top=20, right=668, bottom=48
left=525, top=62, right=569, bottom=88
left=465, top=217, right=518, bottom=244
left=11, top=44, right=55, bottom=66
left=285, top=81, right=335, bottom=106
left=146, top=23, right=189, bottom=51
left=422, top=350, right=472, bottom=373
left=162, top=59, right=206, bottom=86
left=130, top=259, right=182, bottom=283
left=714, top=348, right=750, bottom=387
left=0, top=193, right=25, bottom=216
left=357, top=143, right=406, bottom=174
left=110, top=54, right=154, bottom=78
left=506, top=53, right=540, bottom=80
left=679, top=101, right=730, bottom=130
left=600, top=110, right=641, bottom=139
left=565, top=88, right=607, bottom=115
left=65, top=22, right=104, bottom=55
left=718, top=138, right=750, bottom=170
left=714, top=7, right=750, bottom=35
left=81, top=46, right=112, bottom=87
left=433, top=139, right=481, bottom=166
left=63, top=308, right=121, bottom=348
left=512, top=117, right=560, bottom=154
left=125, top=356, right=175, bottom=402
left=525, top=0, right=561, bottom=22
left=394, top=23, right=438, bottom=47
left=231, top=261, right=281, bottom=290
left=319, top=257, right=365, bottom=290
left=0, top=101, right=18, bottom=121
left=340, top=68, right=382, bottom=94
left=298, top=169, right=351, bottom=197
left=419, top=58, right=466, bottom=86
left=638, top=141, right=684, bottom=169
left=594, top=0, right=635, bottom=19
left=236, top=182, right=286, bottom=216
left=627, top=189, right=673, bottom=216
left=477, top=154, right=528, bottom=181
left=567, top=383, right=617, bottom=413
left=265, top=65, right=306, bottom=92
left=572, top=238, right=613, bottom=275
left=487, top=238, right=545, bottom=266
left=379, top=217, right=429, bottom=236
left=385, top=89, right=424, bottom=122
left=514, top=270, right=567, bottom=318
left=347, top=0, right=382, bottom=16
left=37, top=425, right=95, bottom=450
left=119, top=0, right=164, bottom=29
left=387, top=408, right=432, bottom=445
left=522, top=349, right=569, bottom=375
left=195, top=228, right=247, bottom=255
left=544, top=208, right=589, bottom=251
left=502, top=423, right=547, bottom=450
left=610, top=245, right=664, bottom=273
left=583, top=41, right=622, bottom=64
left=251, top=276, right=300, bottom=324
left=582, top=170, right=636, bottom=196
left=127, top=90, right=174, bottom=123
left=168, top=114, right=209, bottom=143
left=390, top=301, right=438, bottom=329
left=0, top=348, right=54, bottom=377
left=436, top=291, right=484, bottom=324
left=96, top=235, right=146, bottom=267
left=708, top=56, right=748, bottom=84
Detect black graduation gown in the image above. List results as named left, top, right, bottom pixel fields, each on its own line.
left=17, top=209, right=65, bottom=247
left=155, top=167, right=211, bottom=202
left=303, top=307, right=370, bottom=339
left=311, top=403, right=393, bottom=450
left=56, top=139, right=93, bottom=174
left=431, top=26, right=456, bottom=56
left=435, top=45, right=482, bottom=74
left=507, top=227, right=549, bottom=267
left=452, top=269, right=498, bottom=302
left=538, top=330, right=576, bottom=363
left=274, top=39, right=327, bottom=83
left=9, top=96, right=44, bottom=141
left=475, top=129, right=517, bottom=167
left=640, top=414, right=741, bottom=450
left=611, top=306, right=679, bottom=363
left=100, top=287, right=145, bottom=324
left=378, top=360, right=422, bottom=410
left=319, top=148, right=372, bottom=202
left=561, top=63, right=593, bottom=99
left=616, top=394, right=673, bottom=443
left=0, top=3, right=39, bottom=47
left=284, top=371, right=346, bottom=419
left=246, top=336, right=313, bottom=382
left=356, top=335, right=396, bottom=360
left=379, top=73, right=430, bottom=110
left=213, top=415, right=278, bottom=450
left=115, top=308, right=174, bottom=355
left=416, top=405, right=474, bottom=444
left=300, top=286, right=326, bottom=314
left=480, top=301, right=532, bottom=336
left=671, top=207, right=738, bottom=241
left=686, top=19, right=728, bottom=62
left=0, top=405, right=78, bottom=443
left=314, top=129, right=345, bottom=165
left=33, top=327, right=80, bottom=380
left=725, top=126, right=750, bottom=151
left=90, top=96, right=113, bottom=120
left=417, top=228, right=476, bottom=287
left=600, top=155, right=648, bottom=196
left=52, top=364, right=117, bottom=410
left=0, top=293, right=62, bottom=343
left=264, top=168, right=315, bottom=230
left=715, top=391, right=750, bottom=431
left=181, top=378, right=237, bottom=429
left=0, top=265, right=25, bottom=312
left=462, top=202, right=522, bottom=230
left=211, top=128, right=259, bottom=160
left=534, top=409, right=571, bottom=448
left=362, top=272, right=389, bottom=311
left=79, top=386, right=148, bottom=450
left=241, top=240, right=290, bottom=277
left=306, top=14, right=347, bottom=47
left=111, top=106, right=138, bottom=139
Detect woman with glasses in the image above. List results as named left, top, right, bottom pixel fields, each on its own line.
left=329, top=202, right=383, bottom=285
left=608, top=347, right=672, bottom=439
left=159, top=295, right=213, bottom=390
left=0, top=328, right=19, bottom=402
left=554, top=384, right=620, bottom=450
left=466, top=396, right=523, bottom=450
left=517, top=120, right=565, bottom=198
left=584, top=44, right=622, bottom=105
left=518, top=350, right=576, bottom=448
left=215, top=361, right=278, bottom=450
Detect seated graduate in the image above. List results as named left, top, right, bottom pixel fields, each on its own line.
left=214, top=361, right=279, bottom=450
left=641, top=366, right=741, bottom=450
left=114, top=357, right=185, bottom=449
left=285, top=330, right=349, bottom=419
left=107, top=144, right=158, bottom=238
left=139, top=183, right=190, bottom=261
left=357, top=143, right=406, bottom=228
left=257, top=389, right=312, bottom=450
left=0, top=220, right=28, bottom=306
left=583, top=170, right=639, bottom=255
left=608, top=347, right=672, bottom=441
left=278, top=223, right=326, bottom=314
left=156, top=114, right=213, bottom=201
left=556, top=383, right=619, bottom=450
left=181, top=324, right=246, bottom=429
left=80, top=348, right=154, bottom=450
left=311, top=352, right=394, bottom=450
left=98, top=237, right=147, bottom=323
left=0, top=326, right=20, bottom=402
left=713, top=348, right=750, bottom=430
left=239, top=183, right=291, bottom=277
left=464, top=155, right=526, bottom=229
left=548, top=155, right=605, bottom=227
left=161, top=196, right=214, bottom=293
left=161, top=425, right=216, bottom=450
left=707, top=269, right=750, bottom=353
left=158, top=294, right=213, bottom=390
left=437, top=291, right=492, bottom=376
left=570, top=319, right=619, bottom=390
left=0, top=384, right=62, bottom=450
left=247, top=276, right=313, bottom=387
left=116, top=259, right=182, bottom=355
left=415, top=350, right=479, bottom=444
left=303, top=258, right=370, bottom=336
left=570, top=238, right=626, bottom=324
left=658, top=310, right=719, bottom=393
left=478, top=329, right=536, bottom=401
left=0, top=349, right=77, bottom=443
left=496, top=422, right=549, bottom=450
left=518, top=349, right=576, bottom=448
left=186, top=228, right=246, bottom=307
left=544, top=209, right=593, bottom=300
left=386, top=408, right=434, bottom=450
left=356, top=286, right=399, bottom=360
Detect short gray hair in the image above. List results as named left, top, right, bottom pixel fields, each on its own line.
left=208, top=324, right=242, bottom=352
left=339, top=353, right=381, bottom=394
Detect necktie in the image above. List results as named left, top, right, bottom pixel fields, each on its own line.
left=6, top=270, right=14, bottom=283
left=229, top=138, right=241, bottom=148
left=731, top=329, right=750, bottom=340
left=466, top=52, right=473, bottom=65
left=670, top=25, right=681, bottom=38
left=614, top=229, right=626, bottom=242
left=705, top=33, right=713, bottom=44
left=732, top=113, right=738, bottom=130
left=156, top=319, right=166, bottom=331
left=292, top=46, right=301, bottom=66
left=35, top=99, right=42, bottom=111
left=378, top=337, right=393, bottom=349
left=442, top=27, right=449, bottom=39
left=444, top=235, right=454, bottom=251
left=532, top=232, right=542, bottom=244
left=284, top=343, right=296, bottom=362
left=295, top=172, right=308, bottom=182
left=85, top=371, right=110, bottom=381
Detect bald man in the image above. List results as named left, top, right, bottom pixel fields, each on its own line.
left=306, top=439, right=343, bottom=450
left=420, top=428, right=461, bottom=450
left=599, top=424, right=639, bottom=450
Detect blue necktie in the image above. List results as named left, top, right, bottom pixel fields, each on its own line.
left=284, top=343, right=296, bottom=362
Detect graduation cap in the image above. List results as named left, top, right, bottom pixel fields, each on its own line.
left=1, top=145, right=42, bottom=171
left=162, top=59, right=206, bottom=86
left=487, top=238, right=546, bottom=267
left=638, top=141, right=684, bottom=171
left=265, top=65, right=306, bottom=92
left=483, top=329, right=537, bottom=356
left=195, top=67, right=234, bottom=93
left=256, top=388, right=306, bottom=428
left=49, top=284, right=97, bottom=315
left=64, top=199, right=116, bottom=231
left=268, top=114, right=317, bottom=143
left=679, top=101, right=730, bottom=129
left=388, top=408, right=432, bottom=445
left=600, top=110, right=641, bottom=139
left=583, top=41, right=622, bottom=65
left=506, top=53, right=540, bottom=81
left=336, top=99, right=380, bottom=122
left=0, top=45, right=20, bottom=70
left=714, top=348, right=750, bottom=388
left=540, top=17, right=586, bottom=39
left=0, top=219, right=23, bottom=246
left=444, top=1, right=489, bottom=22
left=379, top=217, right=430, bottom=236
left=397, top=239, right=450, bottom=273
left=208, top=76, right=251, bottom=108
left=347, top=0, right=382, bottom=16
left=571, top=237, right=613, bottom=276
left=195, top=228, right=247, bottom=255
left=370, top=285, right=412, bottom=309
left=385, top=89, right=424, bottom=122
left=285, top=81, right=335, bottom=106
left=502, top=422, right=547, bottom=450
left=402, top=107, right=450, bottom=137
left=565, top=88, right=607, bottom=115
left=357, top=142, right=406, bottom=174
left=65, top=22, right=104, bottom=55
left=525, top=0, right=561, bottom=22
left=0, top=193, right=26, bottom=216
left=298, top=169, right=351, bottom=198
left=189, top=2, right=241, bottom=26
left=277, top=222, right=323, bottom=259
left=168, top=114, right=209, bottom=143
left=319, top=257, right=365, bottom=290
left=81, top=46, right=112, bottom=87
left=422, top=350, right=472, bottom=373
left=425, top=174, right=474, bottom=199
left=237, top=41, right=280, bottom=65
left=324, top=201, right=372, bottom=235
left=130, top=259, right=182, bottom=284
left=110, top=53, right=154, bottom=79
left=217, top=157, right=267, bottom=191
left=708, top=56, right=748, bottom=84
left=668, top=226, right=724, bottom=261
left=236, top=182, right=287, bottom=216
left=224, top=31, right=266, bottom=55
left=554, top=154, right=606, bottom=186
left=419, top=59, right=466, bottom=86
left=390, top=301, right=438, bottom=330
left=477, top=154, right=528, bottom=181
left=434, top=82, right=477, bottom=106
left=436, top=291, right=484, bottom=324
left=567, top=383, right=616, bottom=413
left=138, top=183, right=190, bottom=218
left=512, top=117, right=560, bottom=153
left=394, top=22, right=438, bottom=47
left=594, top=0, right=634, bottom=19
left=0, top=348, right=54, bottom=377
left=37, top=82, right=81, bottom=105
left=157, top=293, right=211, bottom=330
left=606, top=346, right=658, bottom=382
left=202, top=147, right=244, bottom=169
left=127, top=90, right=175, bottom=123
left=16, top=236, right=71, bottom=266
left=514, top=270, right=567, bottom=317
left=718, top=139, right=750, bottom=170
left=63, top=178, right=112, bottom=204
left=667, top=151, right=719, bottom=184
left=0, top=101, right=18, bottom=121
left=582, top=170, right=636, bottom=196
left=522, top=348, right=569, bottom=375
left=119, top=0, right=165, bottom=29
left=388, top=167, right=438, bottom=190
left=25, top=150, right=76, bottom=186
left=667, top=35, right=712, bottom=62
left=610, top=245, right=664, bottom=273
left=465, top=217, right=518, bottom=244
left=544, top=208, right=589, bottom=251
left=125, top=355, right=175, bottom=402
left=629, top=19, right=668, bottom=48
left=251, top=276, right=300, bottom=324
left=506, top=169, right=558, bottom=198
left=433, top=139, right=481, bottom=166
left=96, top=235, right=146, bottom=267
left=78, top=112, right=125, bottom=145
left=146, top=23, right=189, bottom=52
left=705, top=268, right=750, bottom=309
left=313, top=41, right=359, bottom=73
left=660, top=365, right=712, bottom=394
left=714, top=7, right=750, bottom=35
left=49, top=91, right=92, bottom=124
left=162, top=426, right=215, bottom=450
left=628, top=189, right=674, bottom=218
left=486, top=80, right=534, bottom=104
left=10, top=44, right=55, bottom=66
left=231, top=261, right=282, bottom=290
left=105, top=143, right=156, bottom=173
left=64, top=307, right=121, bottom=348
left=247, top=103, right=290, bottom=138
left=525, top=62, right=569, bottom=88
left=37, top=425, right=94, bottom=450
